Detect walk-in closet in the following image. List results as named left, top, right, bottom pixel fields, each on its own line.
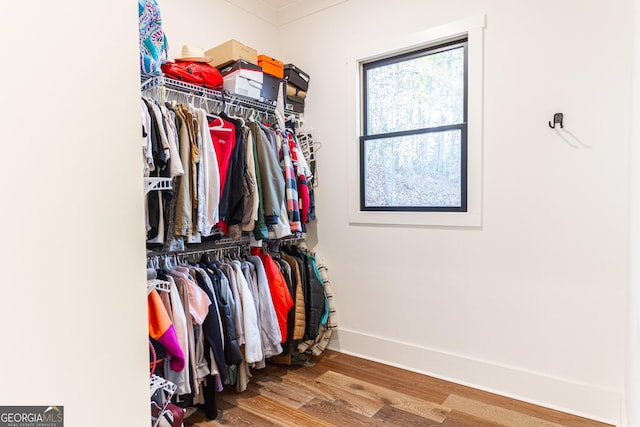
left=1, top=0, right=637, bottom=426
left=139, top=16, right=335, bottom=421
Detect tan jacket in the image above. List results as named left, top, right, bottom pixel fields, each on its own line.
left=172, top=105, right=193, bottom=237
left=281, top=253, right=306, bottom=341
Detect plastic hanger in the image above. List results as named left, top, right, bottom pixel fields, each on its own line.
left=246, top=108, right=257, bottom=122
left=208, top=115, right=232, bottom=132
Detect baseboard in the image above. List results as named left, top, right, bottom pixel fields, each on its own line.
left=328, top=328, right=622, bottom=426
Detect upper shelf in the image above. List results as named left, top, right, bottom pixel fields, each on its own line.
left=141, top=73, right=296, bottom=116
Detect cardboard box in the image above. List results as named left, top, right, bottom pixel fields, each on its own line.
left=223, top=73, right=262, bottom=100
left=205, top=40, right=258, bottom=68
left=258, top=55, right=284, bottom=79
left=284, top=64, right=310, bottom=92
left=261, top=73, right=286, bottom=104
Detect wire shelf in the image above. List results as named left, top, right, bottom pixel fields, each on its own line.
left=150, top=374, right=176, bottom=399
left=144, top=177, right=172, bottom=194
left=141, top=73, right=296, bottom=115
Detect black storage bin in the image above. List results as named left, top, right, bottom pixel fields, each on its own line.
left=287, top=95, right=305, bottom=113
left=217, top=59, right=261, bottom=76
left=284, top=64, right=310, bottom=92
left=261, top=73, right=286, bottom=104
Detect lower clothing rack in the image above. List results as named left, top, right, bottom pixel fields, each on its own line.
left=146, top=235, right=306, bottom=268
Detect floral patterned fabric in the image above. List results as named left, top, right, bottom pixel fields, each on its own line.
left=139, top=0, right=168, bottom=75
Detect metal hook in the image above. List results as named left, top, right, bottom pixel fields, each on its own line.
left=548, top=113, right=564, bottom=129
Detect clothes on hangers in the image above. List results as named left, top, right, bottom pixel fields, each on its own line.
left=247, top=121, right=284, bottom=226
left=141, top=94, right=316, bottom=249
left=251, top=246, right=293, bottom=342
left=145, top=243, right=334, bottom=418
left=241, top=126, right=259, bottom=233
left=148, top=288, right=185, bottom=372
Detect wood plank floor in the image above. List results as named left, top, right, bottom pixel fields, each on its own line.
left=185, top=350, right=613, bottom=427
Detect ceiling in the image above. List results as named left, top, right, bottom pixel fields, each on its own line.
left=225, top=0, right=347, bottom=26
left=261, top=0, right=300, bottom=8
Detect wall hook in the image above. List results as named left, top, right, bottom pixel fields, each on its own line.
left=548, top=113, right=564, bottom=129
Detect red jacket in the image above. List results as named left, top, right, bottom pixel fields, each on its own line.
left=251, top=248, right=293, bottom=342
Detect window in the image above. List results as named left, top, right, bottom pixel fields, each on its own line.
left=347, top=16, right=485, bottom=227
left=360, top=39, right=468, bottom=212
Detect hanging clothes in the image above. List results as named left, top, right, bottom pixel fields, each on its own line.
left=221, top=114, right=247, bottom=239
left=230, top=259, right=262, bottom=364
left=195, top=109, right=220, bottom=236
left=298, top=254, right=337, bottom=356
left=148, top=288, right=185, bottom=372
left=247, top=121, right=284, bottom=226
left=242, top=257, right=283, bottom=363
left=280, top=252, right=306, bottom=341
left=241, top=126, right=259, bottom=233
left=287, top=132, right=310, bottom=226
left=163, top=276, right=190, bottom=395
left=209, top=116, right=236, bottom=206
left=251, top=247, right=293, bottom=344
left=279, top=131, right=301, bottom=233
left=281, top=245, right=326, bottom=340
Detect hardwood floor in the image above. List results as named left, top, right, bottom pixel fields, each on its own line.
left=185, top=350, right=613, bottom=427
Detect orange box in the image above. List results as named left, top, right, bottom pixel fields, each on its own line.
left=258, top=54, right=284, bottom=78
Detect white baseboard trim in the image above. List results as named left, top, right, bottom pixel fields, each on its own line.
left=328, top=328, right=622, bottom=426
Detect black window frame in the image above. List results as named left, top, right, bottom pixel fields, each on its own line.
left=360, top=38, right=469, bottom=212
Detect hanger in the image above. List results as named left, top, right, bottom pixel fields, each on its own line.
left=208, top=115, right=231, bottom=131
left=162, top=253, right=178, bottom=270
left=181, top=250, right=194, bottom=265
left=219, top=89, right=233, bottom=115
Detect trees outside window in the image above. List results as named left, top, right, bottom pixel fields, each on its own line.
left=360, top=39, right=468, bottom=212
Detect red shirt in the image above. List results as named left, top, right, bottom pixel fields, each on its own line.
left=209, top=117, right=236, bottom=196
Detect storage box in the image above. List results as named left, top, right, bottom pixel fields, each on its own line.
left=258, top=55, right=284, bottom=79
left=218, top=61, right=263, bottom=84
left=286, top=83, right=307, bottom=99
left=218, top=59, right=261, bottom=75
left=286, top=94, right=305, bottom=113
left=224, top=73, right=262, bottom=100
left=284, top=64, right=310, bottom=92
left=205, top=40, right=258, bottom=68
left=261, top=73, right=286, bottom=104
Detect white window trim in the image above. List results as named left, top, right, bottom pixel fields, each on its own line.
left=347, top=15, right=486, bottom=227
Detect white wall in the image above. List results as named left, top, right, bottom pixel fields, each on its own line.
left=0, top=1, right=149, bottom=426
left=277, top=0, right=631, bottom=424
left=627, top=0, right=640, bottom=425
left=160, top=0, right=279, bottom=63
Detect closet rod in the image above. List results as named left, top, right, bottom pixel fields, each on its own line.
left=146, top=235, right=306, bottom=260
left=158, top=87, right=279, bottom=123
left=146, top=236, right=251, bottom=259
